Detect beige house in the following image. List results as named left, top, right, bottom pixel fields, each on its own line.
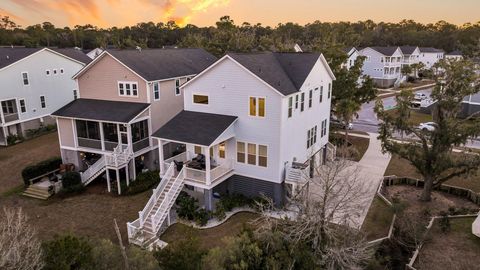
left=52, top=48, right=216, bottom=194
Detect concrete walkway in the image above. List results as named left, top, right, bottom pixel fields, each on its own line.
left=353, top=132, right=391, bottom=228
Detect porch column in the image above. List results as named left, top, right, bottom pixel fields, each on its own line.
left=99, top=121, right=105, bottom=151
left=125, top=165, right=130, bottom=186
left=131, top=158, right=136, bottom=179
left=127, top=124, right=132, bottom=150
left=0, top=103, right=5, bottom=124
left=205, top=146, right=211, bottom=186
left=158, top=139, right=165, bottom=175
left=116, top=169, right=121, bottom=195
left=106, top=169, right=111, bottom=192
left=204, top=189, right=213, bottom=211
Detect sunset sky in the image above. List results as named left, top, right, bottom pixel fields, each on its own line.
left=0, top=0, right=479, bottom=28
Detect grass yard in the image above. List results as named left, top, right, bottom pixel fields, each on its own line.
left=334, top=135, right=370, bottom=162
left=414, top=217, right=480, bottom=270
left=0, top=182, right=151, bottom=245
left=361, top=197, right=394, bottom=241
left=0, top=132, right=60, bottom=195
left=385, top=109, right=433, bottom=126
left=384, top=154, right=480, bottom=193
left=161, top=212, right=259, bottom=250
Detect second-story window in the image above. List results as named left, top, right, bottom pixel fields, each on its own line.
left=40, top=96, right=46, bottom=108
left=300, top=93, right=305, bottom=112
left=307, top=126, right=318, bottom=148
left=175, top=79, right=181, bottom=96
left=19, top=99, right=26, bottom=113
left=328, top=83, right=331, bottom=99
left=308, top=90, right=313, bottom=108
left=321, top=119, right=328, bottom=137
left=153, top=82, right=160, bottom=101
left=288, top=96, right=293, bottom=118
left=22, top=72, right=29, bottom=85
left=73, top=90, right=78, bottom=100
left=319, top=86, right=323, bottom=103
left=295, top=94, right=299, bottom=109
left=118, top=82, right=138, bottom=97
left=249, top=97, right=265, bottom=117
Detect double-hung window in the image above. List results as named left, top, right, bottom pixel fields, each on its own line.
left=118, top=82, right=138, bottom=97
left=319, top=86, right=323, bottom=103
left=321, top=119, right=328, bottom=137
left=288, top=97, right=293, bottom=118
left=300, top=93, right=305, bottom=112
left=2, top=100, right=15, bottom=114
left=237, top=141, right=267, bottom=167
left=40, top=96, right=46, bottom=108
left=153, top=82, right=160, bottom=101
left=307, top=126, right=318, bottom=148
left=73, top=90, right=78, bottom=100
left=175, top=79, right=181, bottom=96
left=328, top=83, right=331, bottom=99
left=19, top=99, right=26, bottom=113
left=308, top=90, right=313, bottom=108
left=22, top=72, right=29, bottom=85
left=249, top=97, right=265, bottom=117
left=295, top=94, right=299, bottom=109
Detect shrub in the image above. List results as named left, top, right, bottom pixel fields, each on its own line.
left=438, top=211, right=451, bottom=233
left=194, top=209, right=211, bottom=226
left=6, top=134, right=23, bottom=145
left=213, top=204, right=226, bottom=221
left=25, top=124, right=57, bottom=138
left=154, top=235, right=205, bottom=270
left=176, top=192, right=199, bottom=221
left=21, top=157, right=62, bottom=186
left=218, top=193, right=252, bottom=211
left=61, top=171, right=85, bottom=194
left=42, top=234, right=94, bottom=270
left=123, top=170, right=160, bottom=195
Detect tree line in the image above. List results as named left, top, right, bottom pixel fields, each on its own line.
left=1, top=15, right=480, bottom=57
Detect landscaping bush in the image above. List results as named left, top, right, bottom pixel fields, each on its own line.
left=213, top=204, right=226, bottom=221
left=218, top=193, right=252, bottom=211
left=438, top=211, right=451, bottom=233
left=6, top=134, right=24, bottom=145
left=21, top=157, right=62, bottom=186
left=122, top=170, right=160, bottom=195
left=42, top=234, right=94, bottom=270
left=176, top=192, right=199, bottom=221
left=194, top=209, right=211, bottom=226
left=61, top=171, right=85, bottom=194
left=25, top=124, right=57, bottom=138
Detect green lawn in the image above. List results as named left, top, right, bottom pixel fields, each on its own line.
left=385, top=109, right=433, bottom=126
left=160, top=212, right=259, bottom=250
left=414, top=217, right=480, bottom=270
left=361, top=197, right=394, bottom=241
left=333, top=134, right=370, bottom=162
left=384, top=154, right=480, bottom=193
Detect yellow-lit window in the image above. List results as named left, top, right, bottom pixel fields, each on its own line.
left=258, top=98, right=265, bottom=117
left=193, top=94, right=209, bottom=104
left=219, top=141, right=226, bottom=158
left=194, top=145, right=202, bottom=154
left=249, top=97, right=256, bottom=116
left=237, top=142, right=245, bottom=163
left=248, top=143, right=256, bottom=165
left=258, top=145, right=267, bottom=167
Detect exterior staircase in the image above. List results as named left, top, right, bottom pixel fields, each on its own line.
left=473, top=214, right=480, bottom=238
left=81, top=156, right=106, bottom=185
left=22, top=182, right=54, bottom=200
left=127, top=163, right=185, bottom=248
left=326, top=142, right=337, bottom=161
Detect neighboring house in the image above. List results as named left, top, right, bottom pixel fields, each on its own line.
left=399, top=46, right=420, bottom=66
left=86, top=48, right=104, bottom=59
left=359, top=46, right=403, bottom=88
left=445, top=50, right=463, bottom=61
left=51, top=48, right=217, bottom=195
left=0, top=47, right=91, bottom=146
left=126, top=51, right=336, bottom=247
left=418, top=47, right=444, bottom=69
left=343, top=47, right=360, bottom=69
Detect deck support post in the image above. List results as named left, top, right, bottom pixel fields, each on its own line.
left=125, top=165, right=130, bottom=187
left=116, top=169, right=121, bottom=195
left=106, top=169, right=111, bottom=192
left=204, top=189, right=213, bottom=211
left=158, top=139, right=165, bottom=175
left=205, top=146, right=211, bottom=186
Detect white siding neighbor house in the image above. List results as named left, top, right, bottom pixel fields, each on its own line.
left=359, top=46, right=403, bottom=88
left=0, top=47, right=90, bottom=145
left=400, top=46, right=420, bottom=66
left=126, top=52, right=335, bottom=247
left=418, top=47, right=444, bottom=69
left=344, top=47, right=360, bottom=69
left=445, top=50, right=463, bottom=61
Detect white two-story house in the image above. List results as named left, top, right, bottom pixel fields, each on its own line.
left=344, top=47, right=360, bottom=69
left=359, top=47, right=403, bottom=88
left=0, top=47, right=90, bottom=145
left=126, top=51, right=335, bottom=246
left=400, top=46, right=420, bottom=66
left=418, top=47, right=444, bottom=69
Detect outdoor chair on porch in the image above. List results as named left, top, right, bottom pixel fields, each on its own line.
left=173, top=160, right=184, bottom=172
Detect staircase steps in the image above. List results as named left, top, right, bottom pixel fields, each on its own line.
left=22, top=185, right=52, bottom=200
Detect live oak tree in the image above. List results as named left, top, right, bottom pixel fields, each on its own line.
left=375, top=59, right=480, bottom=201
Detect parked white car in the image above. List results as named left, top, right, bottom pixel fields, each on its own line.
left=418, top=122, right=436, bottom=131
left=331, top=118, right=353, bottom=130
left=414, top=93, right=427, bottom=100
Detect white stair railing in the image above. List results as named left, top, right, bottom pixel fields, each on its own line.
left=138, top=163, right=175, bottom=227
left=106, top=145, right=133, bottom=168
left=151, top=168, right=185, bottom=233
left=80, top=156, right=106, bottom=185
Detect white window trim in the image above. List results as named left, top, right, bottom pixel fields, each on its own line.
left=21, top=71, right=29, bottom=86
left=153, top=82, right=160, bottom=101
left=236, top=140, right=268, bottom=168
left=192, top=93, right=209, bottom=106
left=53, top=69, right=58, bottom=75
left=248, top=96, right=266, bottom=118
left=175, top=79, right=181, bottom=96
left=46, top=69, right=51, bottom=76
left=40, top=95, right=46, bottom=109
left=19, top=98, right=26, bottom=113
left=118, top=81, right=139, bottom=97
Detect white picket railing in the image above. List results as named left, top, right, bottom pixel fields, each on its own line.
left=151, top=168, right=185, bottom=232
left=105, top=145, right=133, bottom=168
left=210, top=159, right=234, bottom=183
left=80, top=156, right=106, bottom=185
left=139, top=163, right=175, bottom=227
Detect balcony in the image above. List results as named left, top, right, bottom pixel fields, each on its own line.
left=133, top=138, right=150, bottom=152
left=3, top=113, right=19, bottom=123
left=77, top=137, right=102, bottom=149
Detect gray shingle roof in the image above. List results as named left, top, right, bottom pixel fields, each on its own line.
left=446, top=50, right=462, bottom=56
left=107, top=48, right=217, bottom=81
left=399, top=46, right=418, bottom=55
left=0, top=47, right=42, bottom=69
left=370, top=47, right=399, bottom=56
left=52, top=48, right=92, bottom=64
left=52, top=99, right=150, bottom=123
left=419, top=47, right=444, bottom=53
left=228, top=52, right=321, bottom=96
left=152, top=110, right=237, bottom=146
